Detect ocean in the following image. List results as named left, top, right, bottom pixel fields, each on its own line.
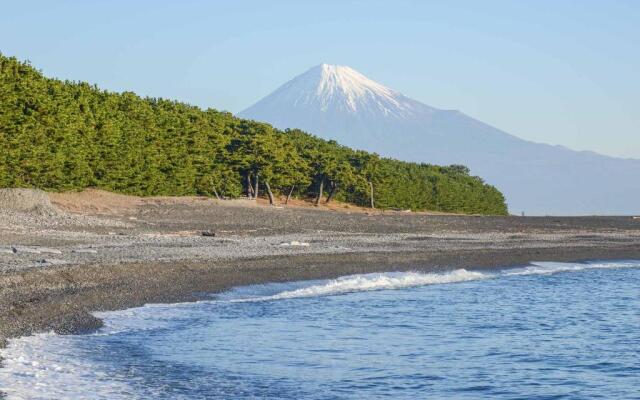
left=1, top=260, right=639, bottom=399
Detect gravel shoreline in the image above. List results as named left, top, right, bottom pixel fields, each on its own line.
left=2, top=193, right=640, bottom=350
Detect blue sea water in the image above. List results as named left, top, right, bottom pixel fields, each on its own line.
left=1, top=260, right=639, bottom=399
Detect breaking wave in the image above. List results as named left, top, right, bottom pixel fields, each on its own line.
left=1, top=260, right=639, bottom=399
left=503, top=260, right=640, bottom=276
left=229, top=269, right=487, bottom=302
left=221, top=260, right=640, bottom=303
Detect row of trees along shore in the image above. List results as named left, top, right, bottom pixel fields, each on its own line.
left=0, top=54, right=508, bottom=215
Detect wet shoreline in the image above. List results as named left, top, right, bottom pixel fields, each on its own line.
left=2, top=194, right=640, bottom=351
left=3, top=246, right=640, bottom=348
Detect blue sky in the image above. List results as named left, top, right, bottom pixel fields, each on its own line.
left=2, top=0, right=639, bottom=158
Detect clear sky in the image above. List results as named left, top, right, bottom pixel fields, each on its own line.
left=2, top=0, right=639, bottom=158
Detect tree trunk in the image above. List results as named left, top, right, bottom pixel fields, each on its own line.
left=265, top=181, right=275, bottom=205
left=326, top=181, right=337, bottom=204
left=285, top=185, right=295, bottom=205
left=254, top=172, right=259, bottom=199
left=315, top=179, right=324, bottom=206
left=212, top=186, right=221, bottom=200
left=246, top=174, right=254, bottom=199
left=369, top=181, right=375, bottom=209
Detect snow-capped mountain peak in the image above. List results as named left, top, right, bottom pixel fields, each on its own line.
left=243, top=64, right=427, bottom=120
left=312, top=63, right=400, bottom=112
left=239, top=63, right=640, bottom=215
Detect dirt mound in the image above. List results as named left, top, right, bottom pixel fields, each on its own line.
left=0, top=188, right=131, bottom=230
left=49, top=189, right=147, bottom=214
left=0, top=188, right=58, bottom=214
left=49, top=188, right=255, bottom=214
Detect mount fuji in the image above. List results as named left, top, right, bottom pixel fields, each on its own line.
left=239, top=64, right=640, bottom=215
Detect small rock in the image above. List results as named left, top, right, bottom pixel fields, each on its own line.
left=72, top=249, right=98, bottom=254
left=36, top=258, right=67, bottom=265
left=10, top=246, right=62, bottom=254
left=12, top=246, right=39, bottom=254
left=38, top=247, right=63, bottom=254
left=279, top=241, right=310, bottom=247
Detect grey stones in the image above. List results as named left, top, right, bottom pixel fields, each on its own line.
left=278, top=241, right=310, bottom=247
left=71, top=248, right=98, bottom=254
left=10, top=246, right=62, bottom=255
left=35, top=258, right=67, bottom=266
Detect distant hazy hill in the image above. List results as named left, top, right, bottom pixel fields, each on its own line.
left=240, top=64, right=640, bottom=215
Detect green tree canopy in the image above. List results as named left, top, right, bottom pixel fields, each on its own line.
left=0, top=53, right=508, bottom=215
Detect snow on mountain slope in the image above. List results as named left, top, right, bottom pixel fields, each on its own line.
left=282, top=64, right=418, bottom=116
left=239, top=64, right=640, bottom=215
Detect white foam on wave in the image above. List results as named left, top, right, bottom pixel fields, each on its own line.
left=92, top=301, right=200, bottom=335
left=1, top=260, right=638, bottom=399
left=230, top=269, right=487, bottom=302
left=503, top=260, right=640, bottom=277
left=0, top=332, right=136, bottom=400
left=222, top=260, right=639, bottom=304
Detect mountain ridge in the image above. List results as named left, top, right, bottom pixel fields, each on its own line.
left=240, top=64, right=640, bottom=215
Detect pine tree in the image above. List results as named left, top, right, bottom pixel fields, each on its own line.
left=0, top=53, right=508, bottom=215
